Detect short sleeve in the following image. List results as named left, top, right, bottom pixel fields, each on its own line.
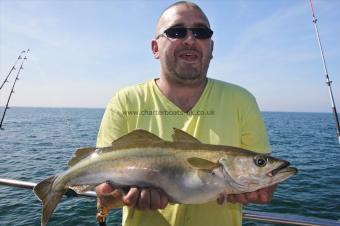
left=239, top=94, right=271, bottom=153
left=96, top=92, right=128, bottom=147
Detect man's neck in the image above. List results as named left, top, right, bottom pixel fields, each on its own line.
left=155, top=77, right=208, bottom=113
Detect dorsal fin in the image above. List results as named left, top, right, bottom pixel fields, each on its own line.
left=68, top=147, right=97, bottom=167
left=68, top=130, right=164, bottom=167
left=111, top=129, right=164, bottom=149
left=172, top=128, right=201, bottom=143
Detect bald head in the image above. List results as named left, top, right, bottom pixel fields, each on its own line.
left=155, top=1, right=210, bottom=36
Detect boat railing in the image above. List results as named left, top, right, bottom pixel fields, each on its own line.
left=0, top=178, right=339, bottom=226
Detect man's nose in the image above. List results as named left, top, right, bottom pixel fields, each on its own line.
left=182, top=30, right=196, bottom=46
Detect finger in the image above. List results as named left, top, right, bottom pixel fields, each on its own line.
left=96, top=183, right=115, bottom=195
left=150, top=189, right=161, bottom=210
left=233, top=193, right=248, bottom=204
left=217, top=193, right=225, bottom=205
left=159, top=190, right=168, bottom=209
left=96, top=183, right=124, bottom=209
left=137, top=188, right=151, bottom=210
left=258, top=187, right=272, bottom=203
left=123, top=187, right=140, bottom=208
left=245, top=191, right=259, bottom=203
left=227, top=194, right=236, bottom=203
left=100, top=190, right=124, bottom=208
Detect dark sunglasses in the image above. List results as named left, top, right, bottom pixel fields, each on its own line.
left=156, top=27, right=213, bottom=40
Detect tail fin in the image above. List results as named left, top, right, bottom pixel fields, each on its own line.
left=33, top=176, right=65, bottom=226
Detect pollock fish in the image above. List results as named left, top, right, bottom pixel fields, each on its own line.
left=33, top=128, right=297, bottom=226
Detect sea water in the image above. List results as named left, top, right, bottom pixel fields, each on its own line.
left=0, top=107, right=339, bottom=225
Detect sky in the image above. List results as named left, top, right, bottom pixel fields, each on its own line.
left=0, top=0, right=339, bottom=112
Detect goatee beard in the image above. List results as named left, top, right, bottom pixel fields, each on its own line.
left=172, top=71, right=207, bottom=87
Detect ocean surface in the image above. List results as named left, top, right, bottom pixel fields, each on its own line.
left=0, top=107, right=339, bottom=226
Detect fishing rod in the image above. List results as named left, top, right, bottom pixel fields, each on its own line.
left=309, top=0, right=340, bottom=144
left=0, top=50, right=26, bottom=90
left=0, top=49, right=30, bottom=130
left=0, top=177, right=339, bottom=226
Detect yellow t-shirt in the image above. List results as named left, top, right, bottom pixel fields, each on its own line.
left=97, top=78, right=271, bottom=226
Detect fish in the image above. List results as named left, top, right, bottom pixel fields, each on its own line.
left=33, top=128, right=297, bottom=226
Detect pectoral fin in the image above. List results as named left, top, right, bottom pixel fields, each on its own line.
left=187, top=157, right=220, bottom=170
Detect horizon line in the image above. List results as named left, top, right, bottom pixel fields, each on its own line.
left=0, top=105, right=335, bottom=114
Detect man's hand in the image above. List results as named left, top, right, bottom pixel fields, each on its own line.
left=96, top=183, right=169, bottom=211
left=96, top=183, right=124, bottom=209
left=217, top=185, right=277, bottom=205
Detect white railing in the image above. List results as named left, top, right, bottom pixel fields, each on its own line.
left=0, top=178, right=339, bottom=226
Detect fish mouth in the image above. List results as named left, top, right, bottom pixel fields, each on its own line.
left=268, top=161, right=297, bottom=177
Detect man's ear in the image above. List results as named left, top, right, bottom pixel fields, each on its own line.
left=151, top=40, right=160, bottom=59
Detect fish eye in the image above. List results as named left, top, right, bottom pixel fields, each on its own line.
left=254, top=156, right=267, bottom=167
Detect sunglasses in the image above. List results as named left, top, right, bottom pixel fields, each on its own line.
left=156, top=27, right=213, bottom=40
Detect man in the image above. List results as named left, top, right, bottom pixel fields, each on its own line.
left=96, top=1, right=275, bottom=226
